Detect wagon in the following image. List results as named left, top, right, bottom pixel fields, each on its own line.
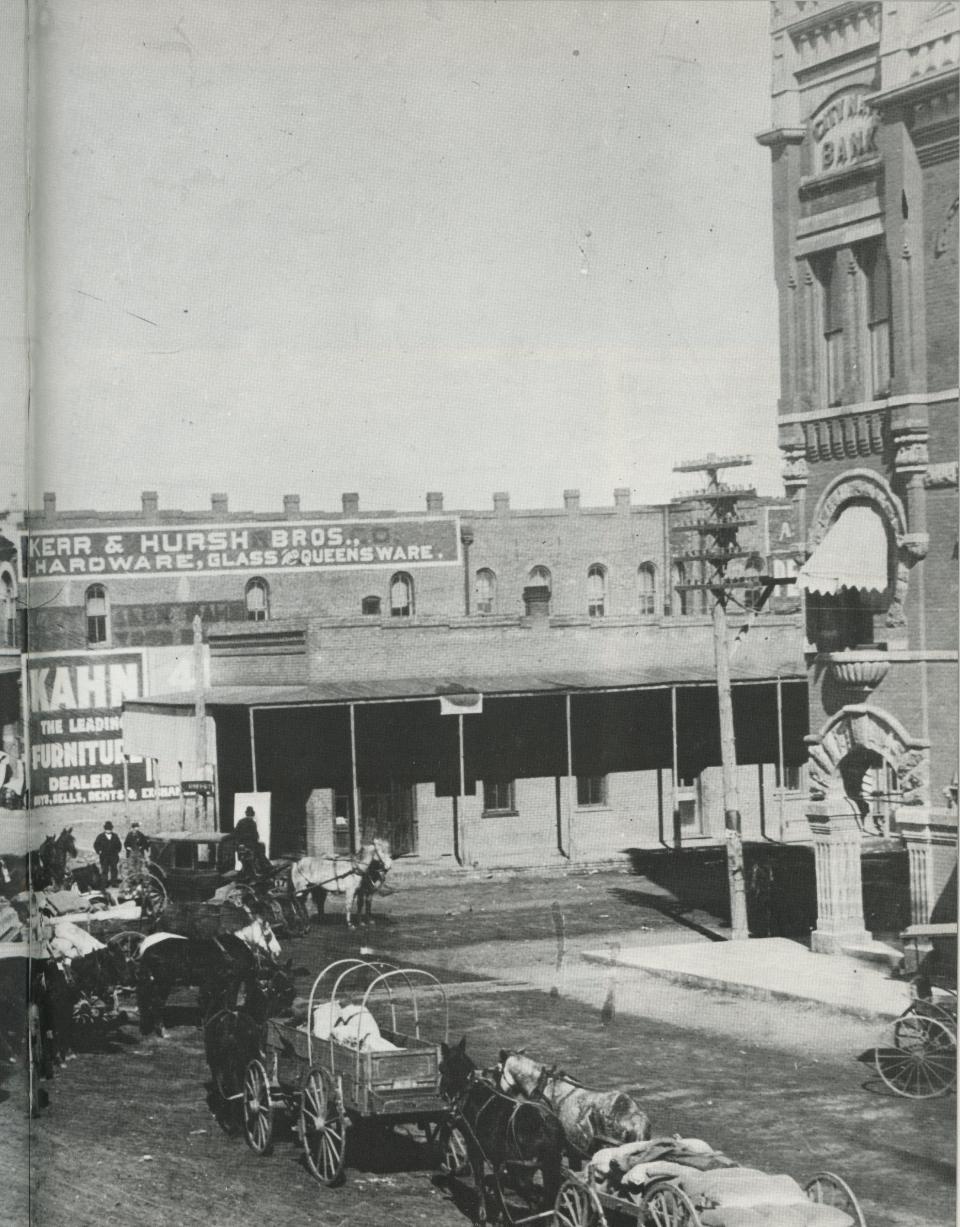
left=239, top=957, right=451, bottom=1186
left=552, top=1155, right=868, bottom=1226
left=872, top=922, right=957, bottom=1099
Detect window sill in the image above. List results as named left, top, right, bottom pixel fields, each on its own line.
left=576, top=804, right=610, bottom=813
left=482, top=809, right=518, bottom=818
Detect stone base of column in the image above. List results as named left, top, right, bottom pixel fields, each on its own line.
left=810, top=926, right=874, bottom=955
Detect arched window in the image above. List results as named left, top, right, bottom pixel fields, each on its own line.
left=361, top=595, right=381, bottom=616
left=475, top=568, right=496, bottom=615
left=529, top=565, right=552, bottom=590
left=245, top=577, right=269, bottom=622
left=85, top=583, right=110, bottom=646
left=671, top=562, right=688, bottom=616
left=587, top=564, right=607, bottom=617
left=638, top=563, right=657, bottom=617
left=390, top=572, right=414, bottom=617
left=1, top=572, right=14, bottom=647
left=525, top=566, right=552, bottom=616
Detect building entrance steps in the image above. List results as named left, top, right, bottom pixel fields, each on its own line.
left=581, top=936, right=914, bottom=1021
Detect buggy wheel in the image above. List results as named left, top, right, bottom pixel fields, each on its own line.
left=803, top=1172, right=867, bottom=1227
left=554, top=1176, right=605, bottom=1226
left=299, top=1067, right=347, bottom=1186
left=875, top=1012, right=956, bottom=1098
left=241, top=1058, right=274, bottom=1155
left=437, top=1120, right=472, bottom=1182
left=639, top=1180, right=702, bottom=1226
left=140, top=872, right=167, bottom=924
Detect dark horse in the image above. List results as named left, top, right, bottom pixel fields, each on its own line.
left=439, top=1036, right=563, bottom=1226
left=136, top=917, right=282, bottom=1037
left=2, top=828, right=78, bottom=896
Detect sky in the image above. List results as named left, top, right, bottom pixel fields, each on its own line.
left=6, top=0, right=781, bottom=517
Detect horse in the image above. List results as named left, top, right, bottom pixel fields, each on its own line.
left=136, top=916, right=282, bottom=1038
left=2, top=828, right=78, bottom=896
left=497, top=1049, right=651, bottom=1159
left=439, top=1036, right=563, bottom=1226
left=288, top=838, right=393, bottom=928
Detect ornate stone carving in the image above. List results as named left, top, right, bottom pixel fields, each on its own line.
left=808, top=470, right=906, bottom=548
left=924, top=461, right=959, bottom=488
left=898, top=747, right=930, bottom=806
left=806, top=705, right=930, bottom=807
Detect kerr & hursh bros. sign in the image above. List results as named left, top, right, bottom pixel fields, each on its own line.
left=22, top=516, right=461, bottom=579
left=26, top=650, right=177, bottom=806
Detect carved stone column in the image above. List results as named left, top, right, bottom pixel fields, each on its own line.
left=807, top=803, right=872, bottom=953
left=897, top=810, right=959, bottom=925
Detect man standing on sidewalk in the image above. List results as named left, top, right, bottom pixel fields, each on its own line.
left=93, top=821, right=122, bottom=887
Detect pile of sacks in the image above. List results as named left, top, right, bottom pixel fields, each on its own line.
left=588, top=1137, right=856, bottom=1227
left=307, top=999, right=402, bottom=1053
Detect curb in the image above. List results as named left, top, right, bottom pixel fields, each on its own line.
left=580, top=951, right=907, bottom=1022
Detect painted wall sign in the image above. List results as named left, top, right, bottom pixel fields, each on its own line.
left=21, top=516, right=461, bottom=579
left=24, top=649, right=178, bottom=806
left=809, top=90, right=878, bottom=176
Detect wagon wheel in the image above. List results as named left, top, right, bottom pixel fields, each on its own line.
left=299, top=1067, right=348, bottom=1186
left=139, top=872, right=167, bottom=924
left=437, top=1119, right=472, bottom=1182
left=495, top=1156, right=556, bottom=1224
left=107, top=930, right=144, bottom=989
left=803, top=1172, right=867, bottom=1227
left=874, top=1011, right=956, bottom=1098
left=241, top=1058, right=274, bottom=1155
left=212, top=1049, right=244, bottom=1136
left=638, top=1179, right=703, bottom=1227
left=553, top=1176, right=606, bottom=1227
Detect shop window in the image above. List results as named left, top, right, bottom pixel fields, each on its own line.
left=333, top=791, right=352, bottom=853
left=483, top=780, right=516, bottom=815
left=587, top=564, right=607, bottom=617
left=1, top=573, right=14, bottom=647
left=577, top=775, right=607, bottom=807
left=671, top=562, right=689, bottom=616
left=638, top=563, right=657, bottom=617
left=390, top=572, right=414, bottom=617
left=85, top=584, right=110, bottom=646
left=245, top=577, right=269, bottom=622
left=475, top=568, right=496, bottom=615
left=361, top=595, right=381, bottom=616
left=862, top=239, right=892, bottom=397
left=816, top=251, right=845, bottom=407
left=675, top=774, right=702, bottom=832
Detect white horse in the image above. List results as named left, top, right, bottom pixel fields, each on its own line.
left=498, top=1049, right=652, bottom=1158
left=288, top=839, right=392, bottom=928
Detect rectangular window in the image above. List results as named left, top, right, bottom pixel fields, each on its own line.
left=775, top=763, right=801, bottom=792
left=483, top=780, right=516, bottom=814
left=576, top=775, right=607, bottom=807
left=865, top=240, right=892, bottom=397
left=675, top=774, right=701, bottom=831
left=87, top=613, right=108, bottom=645
left=820, top=253, right=845, bottom=407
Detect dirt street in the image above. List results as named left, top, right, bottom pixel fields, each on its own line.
left=4, top=866, right=955, bottom=1227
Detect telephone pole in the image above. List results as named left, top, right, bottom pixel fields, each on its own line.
left=672, top=454, right=758, bottom=941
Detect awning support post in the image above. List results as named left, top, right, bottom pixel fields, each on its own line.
left=670, top=686, right=680, bottom=850
left=248, top=709, right=258, bottom=793
left=564, top=692, right=574, bottom=859
left=349, top=703, right=361, bottom=854
left=457, top=713, right=467, bottom=866
left=776, top=674, right=785, bottom=839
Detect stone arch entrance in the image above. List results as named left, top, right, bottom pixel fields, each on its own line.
left=804, top=705, right=929, bottom=953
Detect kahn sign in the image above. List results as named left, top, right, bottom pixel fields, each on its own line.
left=26, top=650, right=176, bottom=807
left=22, top=515, right=461, bottom=579
left=809, top=90, right=878, bottom=176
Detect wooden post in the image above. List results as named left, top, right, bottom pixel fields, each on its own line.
left=457, top=713, right=467, bottom=866
left=776, top=673, right=785, bottom=838
left=349, top=703, right=361, bottom=854
left=192, top=615, right=207, bottom=827
left=713, top=594, right=749, bottom=940
left=248, top=708, right=258, bottom=792
left=564, top=692, right=574, bottom=860
left=670, top=686, right=680, bottom=849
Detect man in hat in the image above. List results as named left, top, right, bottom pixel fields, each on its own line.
left=122, top=820, right=150, bottom=892
left=233, top=806, right=270, bottom=880
left=93, top=821, right=122, bottom=887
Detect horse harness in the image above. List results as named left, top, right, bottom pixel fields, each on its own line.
left=450, top=1070, right=555, bottom=1170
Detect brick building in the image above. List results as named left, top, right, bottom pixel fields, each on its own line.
left=21, top=487, right=808, bottom=868
left=757, top=0, right=958, bottom=946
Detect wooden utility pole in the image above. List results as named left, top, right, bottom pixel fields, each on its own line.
left=672, top=454, right=756, bottom=941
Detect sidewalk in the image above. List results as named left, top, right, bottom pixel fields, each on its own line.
left=581, top=935, right=914, bottom=1021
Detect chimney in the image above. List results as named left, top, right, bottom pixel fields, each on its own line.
left=283, top=494, right=300, bottom=519
left=426, top=491, right=444, bottom=513
left=614, top=487, right=631, bottom=510
left=141, top=491, right=158, bottom=518
left=42, top=492, right=56, bottom=518
left=523, top=585, right=551, bottom=624
left=493, top=491, right=510, bottom=515
left=211, top=493, right=228, bottom=517
left=563, top=489, right=580, bottom=512
left=342, top=492, right=360, bottom=516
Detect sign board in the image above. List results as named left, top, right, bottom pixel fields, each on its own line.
left=233, top=792, right=272, bottom=858
left=21, top=516, right=461, bottom=580
left=24, top=649, right=180, bottom=807
left=809, top=89, right=878, bottom=177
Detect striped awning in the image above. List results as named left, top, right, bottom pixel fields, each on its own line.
left=797, top=504, right=889, bottom=596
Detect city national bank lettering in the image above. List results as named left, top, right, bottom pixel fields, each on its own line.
left=26, top=651, right=173, bottom=805
left=22, top=516, right=461, bottom=579
left=810, top=90, right=878, bottom=176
